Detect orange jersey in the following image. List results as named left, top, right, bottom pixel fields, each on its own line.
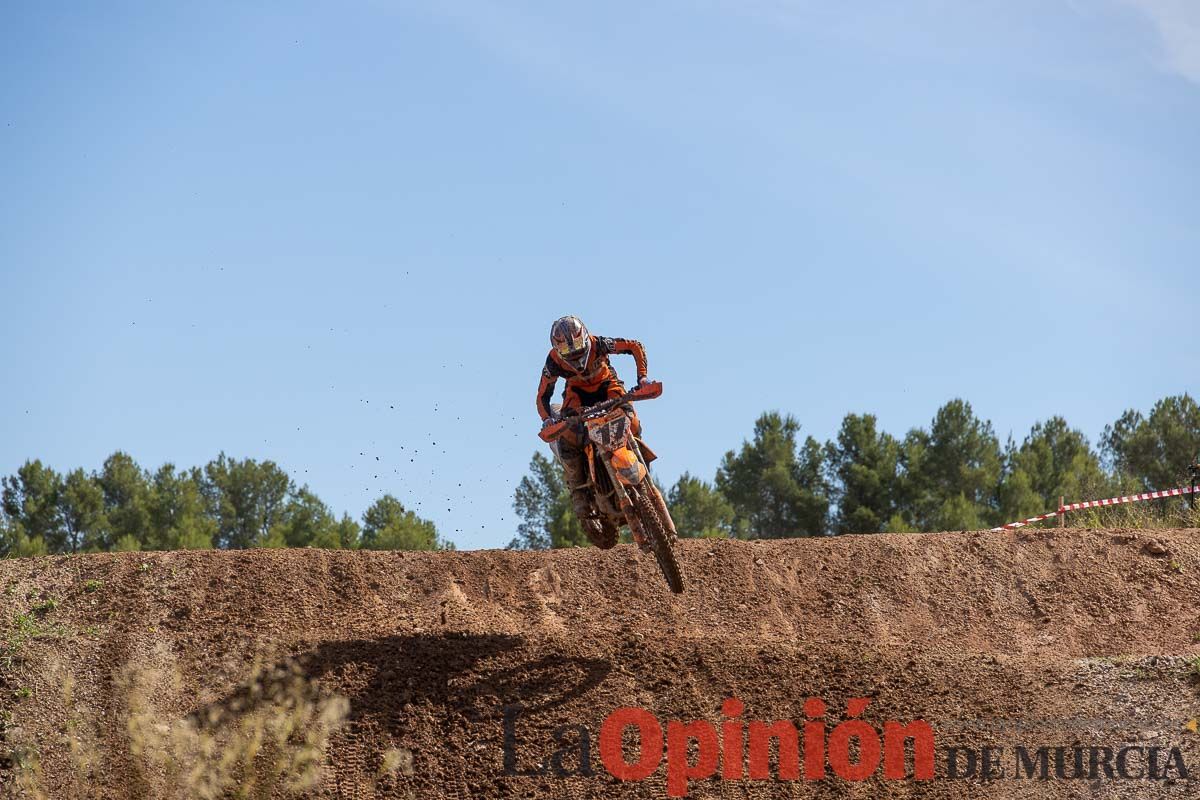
left=536, top=336, right=648, bottom=420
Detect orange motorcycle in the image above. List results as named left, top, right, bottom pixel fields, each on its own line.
left=539, top=381, right=684, bottom=593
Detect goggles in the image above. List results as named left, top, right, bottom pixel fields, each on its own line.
left=556, top=332, right=588, bottom=357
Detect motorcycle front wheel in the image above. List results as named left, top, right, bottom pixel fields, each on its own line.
left=630, top=483, right=685, bottom=594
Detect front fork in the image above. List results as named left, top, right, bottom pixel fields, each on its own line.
left=586, top=435, right=652, bottom=549
left=604, top=463, right=651, bottom=550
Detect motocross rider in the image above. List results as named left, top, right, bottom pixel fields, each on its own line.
left=537, top=316, right=651, bottom=547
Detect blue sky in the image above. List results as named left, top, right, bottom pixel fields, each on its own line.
left=2, top=1, right=1197, bottom=549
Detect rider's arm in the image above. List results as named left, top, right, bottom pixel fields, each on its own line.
left=607, top=338, right=648, bottom=383
left=536, top=361, right=558, bottom=421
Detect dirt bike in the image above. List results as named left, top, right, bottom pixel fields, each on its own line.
left=538, top=381, right=685, bottom=594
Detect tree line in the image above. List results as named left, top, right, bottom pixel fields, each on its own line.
left=508, top=393, right=1200, bottom=548
left=4, top=394, right=1195, bottom=557
left=0, top=452, right=452, bottom=558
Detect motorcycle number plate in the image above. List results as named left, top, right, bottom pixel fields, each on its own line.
left=586, top=411, right=628, bottom=449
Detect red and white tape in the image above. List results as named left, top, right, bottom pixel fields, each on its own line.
left=991, top=485, right=1197, bottom=531
left=1061, top=485, right=1196, bottom=512
left=991, top=510, right=1062, bottom=531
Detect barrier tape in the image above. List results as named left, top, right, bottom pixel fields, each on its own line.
left=1061, top=485, right=1196, bottom=512
left=991, top=510, right=1062, bottom=531
left=991, top=484, right=1197, bottom=531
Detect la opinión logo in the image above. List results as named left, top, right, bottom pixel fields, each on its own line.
left=502, top=699, right=1192, bottom=797
left=504, top=697, right=934, bottom=797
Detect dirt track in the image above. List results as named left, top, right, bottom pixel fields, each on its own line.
left=3, top=528, right=1200, bottom=798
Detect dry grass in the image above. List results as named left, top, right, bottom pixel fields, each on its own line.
left=1065, top=499, right=1200, bottom=530
left=2, top=653, right=401, bottom=800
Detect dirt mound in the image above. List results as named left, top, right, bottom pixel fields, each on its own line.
left=3, top=528, right=1200, bottom=798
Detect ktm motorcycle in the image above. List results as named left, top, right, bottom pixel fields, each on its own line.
left=539, top=381, right=684, bottom=593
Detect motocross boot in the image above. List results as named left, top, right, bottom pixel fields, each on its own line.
left=572, top=491, right=610, bottom=547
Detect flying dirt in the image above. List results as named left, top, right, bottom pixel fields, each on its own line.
left=2, top=527, right=1199, bottom=798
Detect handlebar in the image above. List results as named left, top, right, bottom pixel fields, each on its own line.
left=538, top=381, right=662, bottom=442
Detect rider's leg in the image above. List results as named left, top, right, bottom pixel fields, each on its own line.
left=561, top=456, right=608, bottom=546
left=556, top=426, right=599, bottom=523
left=556, top=392, right=610, bottom=545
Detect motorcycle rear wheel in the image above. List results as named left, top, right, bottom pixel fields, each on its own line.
left=585, top=516, right=619, bottom=550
